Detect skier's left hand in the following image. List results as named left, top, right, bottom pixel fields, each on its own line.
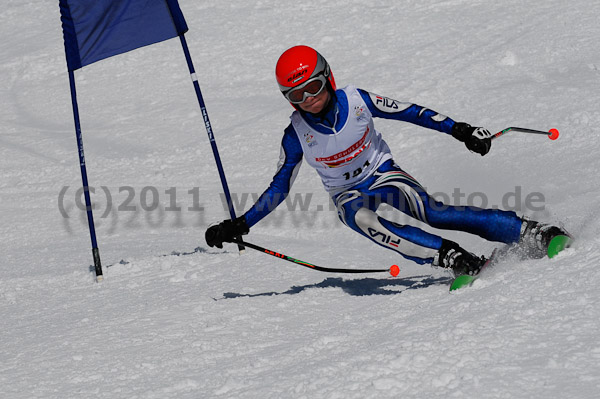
left=205, top=216, right=250, bottom=249
left=451, top=122, right=492, bottom=156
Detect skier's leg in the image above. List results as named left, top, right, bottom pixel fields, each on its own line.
left=334, top=189, right=440, bottom=264
left=365, top=160, right=523, bottom=244
left=334, top=190, right=486, bottom=275
left=423, top=197, right=523, bottom=244
left=367, top=161, right=570, bottom=255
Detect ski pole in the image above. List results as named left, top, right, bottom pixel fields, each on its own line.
left=229, top=238, right=400, bottom=277
left=492, top=127, right=560, bottom=141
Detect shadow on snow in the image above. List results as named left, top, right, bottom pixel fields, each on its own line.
left=218, top=274, right=450, bottom=300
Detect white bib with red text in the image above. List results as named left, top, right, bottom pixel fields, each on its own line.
left=291, top=85, right=392, bottom=193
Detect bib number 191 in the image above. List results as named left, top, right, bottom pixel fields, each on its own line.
left=343, top=160, right=370, bottom=180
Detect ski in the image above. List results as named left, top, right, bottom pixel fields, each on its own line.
left=449, top=249, right=498, bottom=291
left=547, top=235, right=572, bottom=258
left=450, top=235, right=573, bottom=291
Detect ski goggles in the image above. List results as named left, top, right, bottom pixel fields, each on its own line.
left=283, top=74, right=328, bottom=104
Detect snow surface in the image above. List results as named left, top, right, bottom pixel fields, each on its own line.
left=2, top=0, right=600, bottom=398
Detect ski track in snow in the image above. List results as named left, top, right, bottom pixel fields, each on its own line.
left=2, top=0, right=600, bottom=398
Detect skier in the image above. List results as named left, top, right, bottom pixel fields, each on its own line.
left=205, top=45, right=568, bottom=276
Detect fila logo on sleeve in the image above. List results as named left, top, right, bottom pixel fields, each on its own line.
left=369, top=93, right=412, bottom=113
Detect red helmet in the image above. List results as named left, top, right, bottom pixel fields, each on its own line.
left=275, top=45, right=336, bottom=106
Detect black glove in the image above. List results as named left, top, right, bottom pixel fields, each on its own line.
left=205, top=216, right=250, bottom=249
left=451, top=122, right=492, bottom=156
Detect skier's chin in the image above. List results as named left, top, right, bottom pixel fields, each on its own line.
left=300, top=91, right=330, bottom=114
left=304, top=102, right=325, bottom=114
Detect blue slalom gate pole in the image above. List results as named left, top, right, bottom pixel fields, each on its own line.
left=178, top=34, right=245, bottom=252
left=67, top=70, right=103, bottom=281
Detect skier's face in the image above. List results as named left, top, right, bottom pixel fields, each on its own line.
left=298, top=89, right=330, bottom=114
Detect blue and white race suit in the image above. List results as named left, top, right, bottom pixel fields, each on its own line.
left=243, top=85, right=522, bottom=264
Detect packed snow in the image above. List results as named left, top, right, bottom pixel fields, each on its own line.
left=1, top=0, right=600, bottom=398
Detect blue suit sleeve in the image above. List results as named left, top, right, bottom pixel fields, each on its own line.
left=243, top=124, right=304, bottom=228
left=359, top=88, right=455, bottom=134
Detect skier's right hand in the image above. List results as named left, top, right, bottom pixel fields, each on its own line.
left=451, top=122, right=492, bottom=156
left=205, top=216, right=250, bottom=248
